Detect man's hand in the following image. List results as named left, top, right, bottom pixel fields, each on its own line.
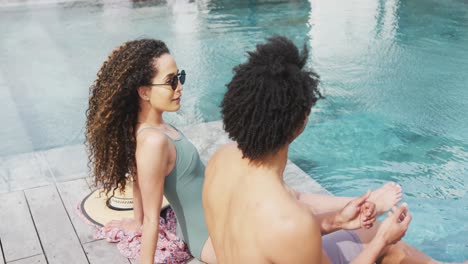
left=375, top=203, right=412, bottom=245
left=338, top=191, right=377, bottom=230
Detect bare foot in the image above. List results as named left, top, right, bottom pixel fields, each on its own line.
left=368, top=182, right=402, bottom=216
left=104, top=218, right=141, bottom=233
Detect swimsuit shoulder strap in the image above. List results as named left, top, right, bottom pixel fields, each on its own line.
left=136, top=125, right=182, bottom=141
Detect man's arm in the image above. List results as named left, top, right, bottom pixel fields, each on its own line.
left=265, top=204, right=410, bottom=264
left=350, top=204, right=412, bottom=264
left=312, top=191, right=376, bottom=234
left=286, top=186, right=353, bottom=214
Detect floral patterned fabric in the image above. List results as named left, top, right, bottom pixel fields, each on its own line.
left=76, top=204, right=193, bottom=264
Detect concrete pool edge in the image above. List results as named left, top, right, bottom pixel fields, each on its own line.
left=0, top=120, right=329, bottom=195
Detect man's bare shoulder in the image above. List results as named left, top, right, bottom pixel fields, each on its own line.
left=207, top=143, right=239, bottom=168
left=213, top=143, right=238, bottom=157
left=256, top=199, right=322, bottom=263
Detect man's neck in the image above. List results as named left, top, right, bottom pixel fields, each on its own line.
left=248, top=145, right=289, bottom=182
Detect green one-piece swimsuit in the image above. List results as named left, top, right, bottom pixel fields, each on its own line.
left=137, top=126, right=208, bottom=259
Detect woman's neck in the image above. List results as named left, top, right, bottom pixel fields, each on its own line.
left=137, top=107, right=164, bottom=126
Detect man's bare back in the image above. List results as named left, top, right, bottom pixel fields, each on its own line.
left=203, top=144, right=324, bottom=264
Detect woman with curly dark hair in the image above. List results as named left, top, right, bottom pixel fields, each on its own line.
left=85, top=39, right=216, bottom=264
left=203, top=36, right=441, bottom=264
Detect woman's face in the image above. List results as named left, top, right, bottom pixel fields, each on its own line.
left=146, top=53, right=183, bottom=112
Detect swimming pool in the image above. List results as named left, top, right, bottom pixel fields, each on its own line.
left=0, top=0, right=466, bottom=261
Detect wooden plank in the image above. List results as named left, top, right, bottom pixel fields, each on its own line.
left=56, top=179, right=96, bottom=243
left=1, top=153, right=54, bottom=193
left=40, top=145, right=88, bottom=182
left=7, top=254, right=47, bottom=264
left=25, top=185, right=88, bottom=264
left=0, top=191, right=42, bottom=262
left=82, top=240, right=130, bottom=264
left=1, top=241, right=4, bottom=264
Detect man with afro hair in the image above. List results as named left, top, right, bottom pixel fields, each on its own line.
left=203, top=36, right=442, bottom=264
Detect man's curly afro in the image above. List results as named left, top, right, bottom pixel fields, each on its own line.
left=222, top=36, right=322, bottom=161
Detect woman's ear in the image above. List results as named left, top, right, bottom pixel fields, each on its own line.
left=138, top=86, right=151, bottom=101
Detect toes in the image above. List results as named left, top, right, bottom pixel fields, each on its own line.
left=395, top=183, right=402, bottom=192
left=384, top=182, right=395, bottom=189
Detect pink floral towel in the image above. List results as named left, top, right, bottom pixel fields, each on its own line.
left=76, top=204, right=193, bottom=264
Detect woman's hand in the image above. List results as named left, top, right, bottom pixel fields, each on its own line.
left=104, top=218, right=142, bottom=233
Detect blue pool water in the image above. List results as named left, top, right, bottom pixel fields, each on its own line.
left=0, top=0, right=467, bottom=261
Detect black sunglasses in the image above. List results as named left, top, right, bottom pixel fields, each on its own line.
left=148, top=70, right=186, bottom=91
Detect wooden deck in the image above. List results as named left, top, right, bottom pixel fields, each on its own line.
left=0, top=178, right=138, bottom=264
left=0, top=121, right=328, bottom=264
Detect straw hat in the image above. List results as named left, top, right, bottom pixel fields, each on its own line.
left=81, top=180, right=169, bottom=226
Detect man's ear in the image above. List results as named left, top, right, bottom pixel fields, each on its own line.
left=138, top=86, right=151, bottom=101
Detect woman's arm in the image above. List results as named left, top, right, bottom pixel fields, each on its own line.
left=136, top=133, right=170, bottom=264
left=132, top=178, right=144, bottom=226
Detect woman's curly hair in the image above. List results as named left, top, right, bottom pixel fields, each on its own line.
left=222, top=36, right=323, bottom=161
left=85, top=39, right=169, bottom=194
